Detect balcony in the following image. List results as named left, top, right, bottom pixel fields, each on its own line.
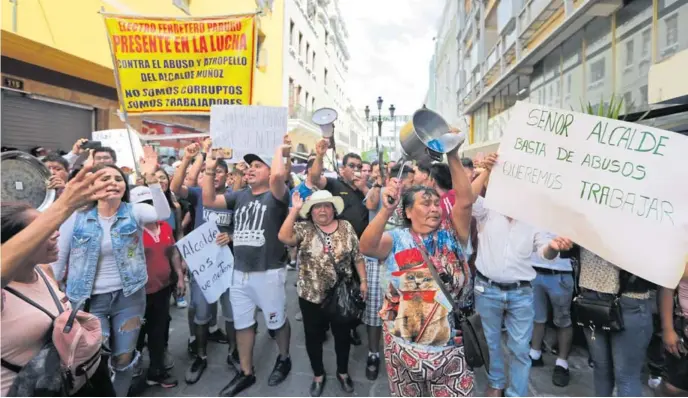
left=289, top=104, right=315, bottom=123
left=518, top=0, right=563, bottom=44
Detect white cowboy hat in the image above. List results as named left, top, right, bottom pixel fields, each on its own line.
left=299, top=190, right=344, bottom=219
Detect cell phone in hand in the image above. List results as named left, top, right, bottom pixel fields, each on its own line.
left=81, top=140, right=102, bottom=150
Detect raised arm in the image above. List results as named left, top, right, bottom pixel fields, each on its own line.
left=536, top=232, right=574, bottom=260
left=170, top=143, right=201, bottom=199
left=471, top=153, right=497, bottom=202
left=4, top=164, right=112, bottom=288
left=136, top=146, right=172, bottom=223
left=270, top=138, right=291, bottom=201
left=201, top=149, right=228, bottom=209
left=447, top=130, right=474, bottom=246
left=310, top=139, right=329, bottom=190
left=278, top=192, right=303, bottom=247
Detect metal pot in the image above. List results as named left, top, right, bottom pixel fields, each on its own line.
left=398, top=108, right=465, bottom=162
left=1, top=151, right=55, bottom=211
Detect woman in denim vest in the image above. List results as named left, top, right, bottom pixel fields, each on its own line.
left=52, top=147, right=171, bottom=397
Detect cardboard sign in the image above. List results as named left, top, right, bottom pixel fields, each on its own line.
left=175, top=222, right=233, bottom=303
left=209, top=105, right=287, bottom=161
left=485, top=101, right=688, bottom=288
left=92, top=129, right=145, bottom=171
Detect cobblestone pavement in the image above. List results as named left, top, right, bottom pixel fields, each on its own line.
left=138, top=271, right=652, bottom=397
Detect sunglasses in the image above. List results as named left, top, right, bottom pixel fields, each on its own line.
left=347, top=163, right=362, bottom=170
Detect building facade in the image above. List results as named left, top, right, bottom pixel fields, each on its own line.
left=283, top=0, right=361, bottom=156
left=425, top=0, right=688, bottom=157
left=1, top=0, right=285, bottom=152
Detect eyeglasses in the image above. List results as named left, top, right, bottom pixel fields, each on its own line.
left=347, top=163, right=362, bottom=170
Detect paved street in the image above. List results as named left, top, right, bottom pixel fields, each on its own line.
left=137, top=271, right=650, bottom=397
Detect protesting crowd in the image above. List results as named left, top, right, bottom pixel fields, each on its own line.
left=1, top=126, right=687, bottom=398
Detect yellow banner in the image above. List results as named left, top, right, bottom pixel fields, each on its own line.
left=103, top=14, right=256, bottom=115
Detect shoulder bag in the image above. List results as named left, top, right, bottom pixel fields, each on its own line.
left=315, top=223, right=365, bottom=324
left=1, top=267, right=105, bottom=396
left=413, top=236, right=490, bottom=370
left=572, top=269, right=630, bottom=339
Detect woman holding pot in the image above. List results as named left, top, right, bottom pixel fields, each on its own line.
left=360, top=146, right=476, bottom=397
left=278, top=190, right=367, bottom=397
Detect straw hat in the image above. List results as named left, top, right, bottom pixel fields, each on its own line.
left=299, top=190, right=344, bottom=219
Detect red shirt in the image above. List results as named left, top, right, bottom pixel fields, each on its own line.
left=440, top=189, right=455, bottom=222
left=142, top=222, right=175, bottom=294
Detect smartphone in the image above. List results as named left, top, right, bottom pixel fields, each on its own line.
left=82, top=140, right=102, bottom=150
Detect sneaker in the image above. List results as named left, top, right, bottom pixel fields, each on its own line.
left=365, top=354, right=380, bottom=380
left=267, top=356, right=292, bottom=386
left=176, top=296, right=188, bottom=308
left=295, top=312, right=303, bottom=321
left=219, top=370, right=256, bottom=397
left=164, top=350, right=175, bottom=370
left=227, top=348, right=240, bottom=371
left=531, top=356, right=544, bottom=367
left=209, top=329, right=228, bottom=344
left=185, top=356, right=207, bottom=384
left=552, top=365, right=570, bottom=387
left=147, top=370, right=178, bottom=388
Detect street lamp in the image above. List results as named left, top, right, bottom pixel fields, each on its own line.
left=364, top=97, right=395, bottom=180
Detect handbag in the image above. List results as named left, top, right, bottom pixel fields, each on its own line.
left=1, top=267, right=104, bottom=396
left=315, top=224, right=365, bottom=324
left=572, top=270, right=630, bottom=339
left=413, top=237, right=490, bottom=369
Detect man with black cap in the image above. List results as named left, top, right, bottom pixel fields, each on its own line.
left=202, top=141, right=293, bottom=397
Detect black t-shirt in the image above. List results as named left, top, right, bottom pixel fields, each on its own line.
left=226, top=187, right=290, bottom=272
left=324, top=177, right=368, bottom=238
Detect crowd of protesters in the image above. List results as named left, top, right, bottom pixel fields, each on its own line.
left=1, top=129, right=687, bottom=398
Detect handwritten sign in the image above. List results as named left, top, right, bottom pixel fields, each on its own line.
left=209, top=105, right=287, bottom=160
left=102, top=13, right=256, bottom=115
left=485, top=101, right=688, bottom=288
left=175, top=222, right=233, bottom=303
left=92, top=129, right=145, bottom=171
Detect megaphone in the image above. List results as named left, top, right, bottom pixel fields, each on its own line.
left=311, top=107, right=338, bottom=138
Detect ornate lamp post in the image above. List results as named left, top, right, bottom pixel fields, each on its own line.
left=364, top=97, right=395, bottom=180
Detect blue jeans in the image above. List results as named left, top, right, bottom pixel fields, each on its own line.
left=532, top=272, right=574, bottom=327
left=86, top=288, right=146, bottom=397
left=474, top=277, right=534, bottom=397
left=582, top=292, right=653, bottom=396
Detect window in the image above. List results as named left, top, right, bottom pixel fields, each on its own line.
left=665, top=14, right=678, bottom=48
left=305, top=92, right=309, bottom=108
left=312, top=52, right=316, bottom=70
left=306, top=43, right=310, bottom=65
left=324, top=31, right=329, bottom=45
left=567, top=74, right=572, bottom=95
left=256, top=31, right=267, bottom=67
left=324, top=68, right=328, bottom=86
left=641, top=29, right=651, bottom=60
left=311, top=96, right=315, bottom=110
left=623, top=91, right=634, bottom=113
left=289, top=20, right=295, bottom=46
left=625, top=40, right=634, bottom=67
left=589, top=59, right=605, bottom=87
left=298, top=32, right=303, bottom=56
left=639, top=85, right=648, bottom=106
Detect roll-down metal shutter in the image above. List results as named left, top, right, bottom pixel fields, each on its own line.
left=1, top=90, right=94, bottom=152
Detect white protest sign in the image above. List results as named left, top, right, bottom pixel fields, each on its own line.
left=92, top=129, right=145, bottom=171
left=175, top=222, right=233, bottom=303
left=209, top=105, right=287, bottom=161
left=484, top=101, right=688, bottom=288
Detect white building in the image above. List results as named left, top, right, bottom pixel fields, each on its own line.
left=283, top=0, right=361, bottom=156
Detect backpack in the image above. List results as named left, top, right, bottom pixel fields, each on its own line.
left=1, top=267, right=103, bottom=396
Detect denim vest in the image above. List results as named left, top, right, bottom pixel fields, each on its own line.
left=65, top=203, right=148, bottom=302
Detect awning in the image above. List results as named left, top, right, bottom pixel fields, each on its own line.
left=1, top=30, right=115, bottom=88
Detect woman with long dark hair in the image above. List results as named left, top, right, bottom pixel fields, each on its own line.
left=51, top=147, right=170, bottom=396
left=1, top=163, right=116, bottom=396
